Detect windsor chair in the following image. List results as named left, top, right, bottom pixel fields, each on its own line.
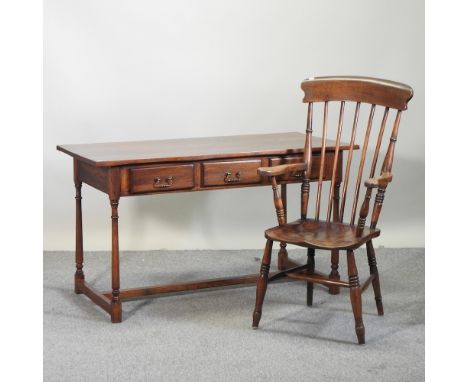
left=252, top=76, right=413, bottom=344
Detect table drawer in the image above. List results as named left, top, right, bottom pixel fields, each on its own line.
left=269, top=155, right=305, bottom=181
left=129, top=164, right=194, bottom=193
left=202, top=159, right=262, bottom=187
left=270, top=153, right=337, bottom=181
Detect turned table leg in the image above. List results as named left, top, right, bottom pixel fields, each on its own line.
left=74, top=160, right=84, bottom=294
left=110, top=197, right=122, bottom=323
left=277, top=183, right=289, bottom=270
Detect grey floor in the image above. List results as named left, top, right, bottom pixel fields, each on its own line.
left=44, top=248, right=424, bottom=382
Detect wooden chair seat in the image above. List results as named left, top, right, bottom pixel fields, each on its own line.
left=265, top=219, right=380, bottom=250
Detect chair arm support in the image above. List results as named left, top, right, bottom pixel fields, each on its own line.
left=257, top=162, right=306, bottom=177
left=356, top=173, right=393, bottom=235
left=364, top=172, right=393, bottom=189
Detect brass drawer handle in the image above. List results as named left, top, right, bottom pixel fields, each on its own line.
left=153, top=176, right=174, bottom=188
left=224, top=171, right=241, bottom=183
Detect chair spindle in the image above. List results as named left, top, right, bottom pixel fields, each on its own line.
left=315, top=101, right=328, bottom=220
left=350, top=104, right=376, bottom=225
left=339, top=102, right=360, bottom=222
left=356, top=107, right=390, bottom=234
left=301, top=103, right=313, bottom=219
left=369, top=107, right=390, bottom=178
left=369, top=111, right=402, bottom=229
left=272, top=177, right=286, bottom=226
left=326, top=101, right=345, bottom=221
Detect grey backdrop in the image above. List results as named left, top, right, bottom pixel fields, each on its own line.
left=44, top=0, right=424, bottom=250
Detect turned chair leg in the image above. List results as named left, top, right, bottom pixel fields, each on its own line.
left=329, top=249, right=341, bottom=295
left=366, top=241, right=384, bottom=315
left=306, top=248, right=315, bottom=306
left=253, top=240, right=273, bottom=329
left=347, top=250, right=365, bottom=344
left=278, top=242, right=288, bottom=270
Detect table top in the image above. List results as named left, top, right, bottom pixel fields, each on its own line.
left=57, top=132, right=354, bottom=167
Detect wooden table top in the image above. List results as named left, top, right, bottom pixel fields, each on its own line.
left=57, top=132, right=353, bottom=167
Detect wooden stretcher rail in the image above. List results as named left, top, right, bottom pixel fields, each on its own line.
left=286, top=272, right=351, bottom=288
left=81, top=281, right=112, bottom=314
left=360, top=274, right=375, bottom=294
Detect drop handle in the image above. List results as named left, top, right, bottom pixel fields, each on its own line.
left=224, top=171, right=241, bottom=183
left=153, top=176, right=174, bottom=188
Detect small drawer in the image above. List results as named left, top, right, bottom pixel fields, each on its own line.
left=269, top=155, right=305, bottom=181
left=270, top=153, right=338, bottom=181
left=129, top=164, right=194, bottom=193
left=202, top=159, right=262, bottom=187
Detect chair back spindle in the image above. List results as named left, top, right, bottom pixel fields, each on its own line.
left=369, top=110, right=402, bottom=229
left=350, top=104, right=375, bottom=225
left=356, top=107, right=390, bottom=232
left=326, top=101, right=345, bottom=222
left=314, top=102, right=329, bottom=221
left=339, top=102, right=360, bottom=222
left=301, top=103, right=313, bottom=219
left=271, top=177, right=286, bottom=225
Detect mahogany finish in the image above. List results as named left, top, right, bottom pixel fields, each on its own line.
left=57, top=132, right=354, bottom=167
left=252, top=76, right=413, bottom=344
left=58, top=132, right=351, bottom=323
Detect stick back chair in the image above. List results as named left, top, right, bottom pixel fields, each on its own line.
left=252, top=76, right=413, bottom=344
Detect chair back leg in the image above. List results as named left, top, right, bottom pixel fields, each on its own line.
left=306, top=248, right=315, bottom=306
left=252, top=240, right=273, bottom=328
left=366, top=241, right=384, bottom=315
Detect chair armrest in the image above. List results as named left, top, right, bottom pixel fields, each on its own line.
left=257, top=162, right=307, bottom=177
left=364, top=172, right=393, bottom=188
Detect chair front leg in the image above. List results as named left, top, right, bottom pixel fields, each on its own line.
left=347, top=250, right=365, bottom=344
left=253, top=240, right=273, bottom=329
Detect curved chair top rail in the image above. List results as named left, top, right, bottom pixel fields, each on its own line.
left=301, top=76, right=413, bottom=110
